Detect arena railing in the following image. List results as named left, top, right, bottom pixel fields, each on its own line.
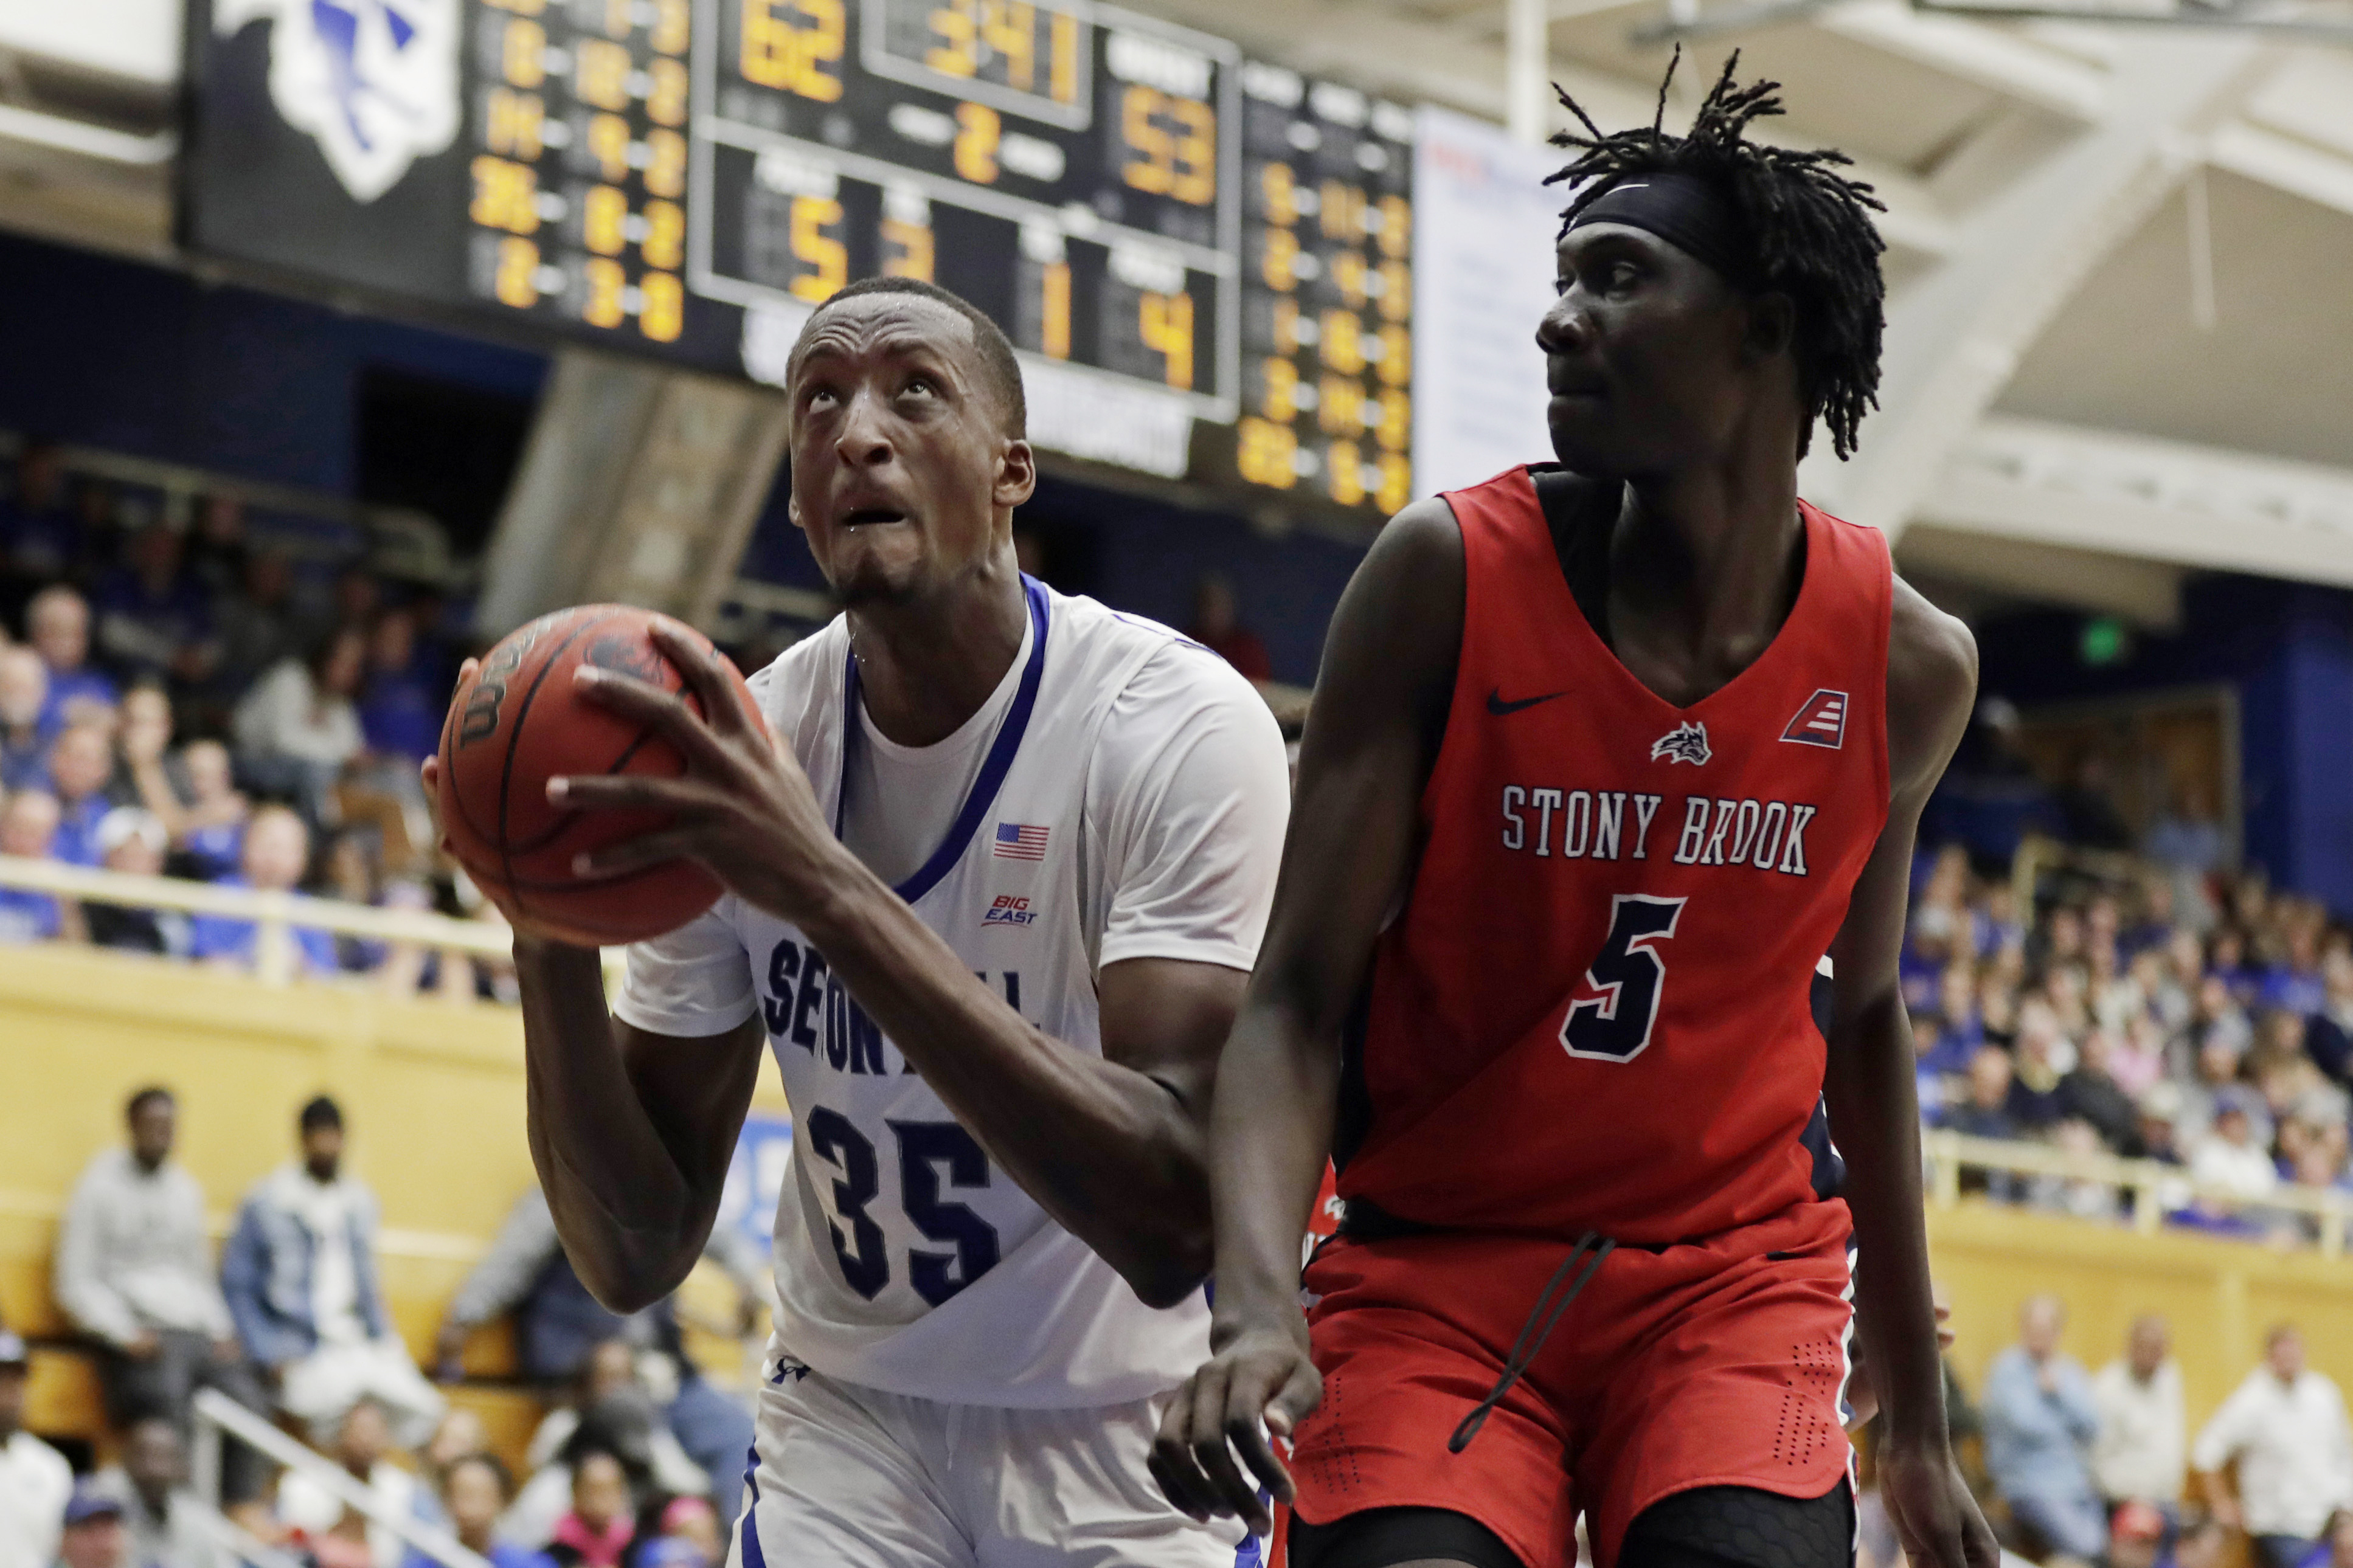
left=1922, top=1127, right=2353, bottom=1258
left=190, top=1390, right=493, bottom=1568
left=0, top=854, right=624, bottom=989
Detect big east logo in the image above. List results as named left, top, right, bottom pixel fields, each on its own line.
left=983, top=895, right=1038, bottom=928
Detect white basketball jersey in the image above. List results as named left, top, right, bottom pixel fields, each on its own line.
left=618, top=578, right=1286, bottom=1409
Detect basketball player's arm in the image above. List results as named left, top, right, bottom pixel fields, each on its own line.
left=424, top=735, right=770, bottom=1314
left=1822, top=579, right=1997, bottom=1568
left=550, top=628, right=1266, bottom=1310
left=1151, top=499, right=1466, bottom=1533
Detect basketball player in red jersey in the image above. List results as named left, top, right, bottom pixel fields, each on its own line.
left=1152, top=58, right=1999, bottom=1568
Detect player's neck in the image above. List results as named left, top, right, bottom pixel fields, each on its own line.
left=847, top=560, right=1028, bottom=748
left=1610, top=440, right=1804, bottom=666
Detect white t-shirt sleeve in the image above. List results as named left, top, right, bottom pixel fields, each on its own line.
left=1092, top=644, right=1290, bottom=974
left=614, top=901, right=760, bottom=1037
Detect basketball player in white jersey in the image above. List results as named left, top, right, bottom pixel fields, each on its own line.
left=434, top=277, right=1289, bottom=1566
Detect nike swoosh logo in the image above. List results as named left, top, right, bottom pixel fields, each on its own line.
left=1487, top=687, right=1567, bottom=716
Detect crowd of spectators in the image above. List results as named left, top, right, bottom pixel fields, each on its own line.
left=1873, top=1296, right=2353, bottom=1568
left=0, top=1086, right=762, bottom=1568
left=0, top=440, right=523, bottom=993
left=1905, top=840, right=2353, bottom=1240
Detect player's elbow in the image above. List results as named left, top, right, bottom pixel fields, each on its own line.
left=1120, top=1245, right=1213, bottom=1311
left=567, top=1235, right=701, bottom=1316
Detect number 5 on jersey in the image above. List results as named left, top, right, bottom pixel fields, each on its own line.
left=1561, top=894, right=1685, bottom=1062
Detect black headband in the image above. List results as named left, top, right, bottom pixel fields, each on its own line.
left=1566, top=172, right=1760, bottom=289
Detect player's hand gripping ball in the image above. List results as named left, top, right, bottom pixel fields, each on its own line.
left=435, top=606, right=764, bottom=946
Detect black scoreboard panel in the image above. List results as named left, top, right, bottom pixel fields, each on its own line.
left=1232, top=64, right=1413, bottom=511
left=185, top=0, right=1427, bottom=489
left=695, top=0, right=1240, bottom=412
left=463, top=0, right=706, bottom=350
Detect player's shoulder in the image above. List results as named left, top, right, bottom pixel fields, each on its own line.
left=741, top=616, right=849, bottom=741
left=1885, top=574, right=1977, bottom=793
left=1047, top=589, right=1284, bottom=774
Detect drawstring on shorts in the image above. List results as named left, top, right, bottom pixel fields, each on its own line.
left=1446, top=1230, right=1617, bottom=1454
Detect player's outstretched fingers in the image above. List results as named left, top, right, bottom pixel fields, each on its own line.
left=571, top=663, right=735, bottom=775
left=1150, top=1377, right=1221, bottom=1521
left=1244, top=1359, right=1320, bottom=1505
left=648, top=620, right=754, bottom=737
left=1187, top=1364, right=1266, bottom=1530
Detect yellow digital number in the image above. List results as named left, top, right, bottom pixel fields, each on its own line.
left=1260, top=162, right=1296, bottom=227
left=1379, top=261, right=1410, bottom=322
left=1376, top=387, right=1410, bottom=452
left=574, top=38, right=630, bottom=110
left=1235, top=418, right=1297, bottom=489
left=583, top=257, right=627, bottom=328
left=493, top=237, right=540, bottom=308
left=1379, top=195, right=1411, bottom=259
left=642, top=201, right=685, bottom=271
left=1320, top=310, right=1363, bottom=376
left=486, top=89, right=544, bottom=160
left=502, top=18, right=546, bottom=88
left=881, top=218, right=934, bottom=280
left=583, top=185, right=629, bottom=256
left=789, top=196, right=848, bottom=302
left=647, top=57, right=689, bottom=125
left=1260, top=227, right=1296, bottom=292
left=1272, top=298, right=1299, bottom=354
left=1140, top=291, right=1193, bottom=391
left=586, top=112, right=631, bottom=182
left=741, top=0, right=844, bottom=101
left=1328, top=439, right=1364, bottom=506
left=1039, top=263, right=1072, bottom=359
left=954, top=102, right=1000, bottom=184
left=1048, top=10, right=1079, bottom=105
left=1377, top=322, right=1410, bottom=387
left=926, top=0, right=977, bottom=77
left=485, top=0, right=545, bottom=14
left=651, top=0, right=691, bottom=52
left=1334, top=250, right=1366, bottom=309
left=1376, top=452, right=1412, bottom=513
left=1317, top=375, right=1362, bottom=438
left=1259, top=356, right=1297, bottom=421
left=470, top=156, right=540, bottom=234
left=1320, top=181, right=1362, bottom=243
left=644, top=128, right=687, bottom=198
left=982, top=0, right=1035, bottom=89
left=640, top=271, right=685, bottom=342
left=1121, top=86, right=1215, bottom=207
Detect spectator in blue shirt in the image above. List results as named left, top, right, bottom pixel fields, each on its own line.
left=92, top=526, right=217, bottom=689
left=28, top=586, right=119, bottom=732
left=358, top=607, right=443, bottom=764
left=188, top=804, right=338, bottom=975
left=1984, top=1294, right=2109, bottom=1563
left=0, top=787, right=80, bottom=944
left=0, top=645, right=46, bottom=792
left=46, top=724, right=114, bottom=868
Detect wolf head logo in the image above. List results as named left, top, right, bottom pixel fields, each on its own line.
left=1649, top=721, right=1712, bottom=766
left=215, top=0, right=460, bottom=203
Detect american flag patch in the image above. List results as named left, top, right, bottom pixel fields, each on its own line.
left=993, top=823, right=1050, bottom=860
left=1780, top=689, right=1849, bottom=749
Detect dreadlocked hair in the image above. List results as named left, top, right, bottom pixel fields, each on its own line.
left=1548, top=50, right=1887, bottom=460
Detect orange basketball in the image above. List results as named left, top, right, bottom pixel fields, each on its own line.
left=435, top=605, right=763, bottom=947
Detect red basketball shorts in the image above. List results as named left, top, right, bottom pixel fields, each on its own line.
left=1283, top=1199, right=1855, bottom=1568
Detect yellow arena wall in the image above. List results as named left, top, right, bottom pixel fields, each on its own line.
left=6, top=940, right=2353, bottom=1474
left=0, top=942, right=785, bottom=1463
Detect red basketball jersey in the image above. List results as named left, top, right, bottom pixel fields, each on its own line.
left=1335, top=466, right=1893, bottom=1245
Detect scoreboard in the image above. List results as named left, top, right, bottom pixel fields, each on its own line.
left=182, top=0, right=1413, bottom=500
left=695, top=0, right=1239, bottom=413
